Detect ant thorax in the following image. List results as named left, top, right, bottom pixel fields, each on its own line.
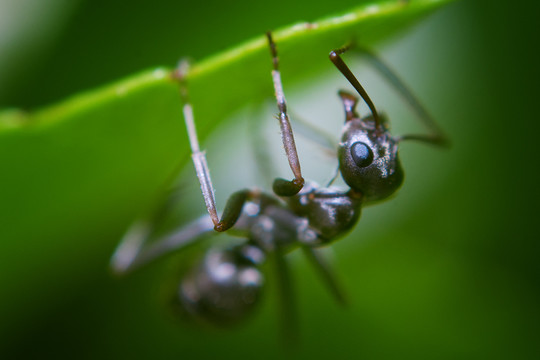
left=285, top=182, right=362, bottom=246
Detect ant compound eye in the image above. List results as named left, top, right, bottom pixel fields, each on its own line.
left=350, top=142, right=374, bottom=168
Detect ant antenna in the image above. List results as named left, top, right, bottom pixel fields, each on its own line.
left=329, top=47, right=381, bottom=130
left=358, top=48, right=449, bottom=146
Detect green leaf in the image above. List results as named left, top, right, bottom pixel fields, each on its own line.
left=0, top=0, right=451, bottom=331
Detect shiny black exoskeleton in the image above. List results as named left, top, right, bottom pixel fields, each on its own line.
left=177, top=244, right=265, bottom=325
left=171, top=88, right=403, bottom=325
left=111, top=31, right=445, bottom=332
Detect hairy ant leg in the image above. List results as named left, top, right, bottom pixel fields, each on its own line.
left=173, top=61, right=260, bottom=233
left=266, top=32, right=305, bottom=196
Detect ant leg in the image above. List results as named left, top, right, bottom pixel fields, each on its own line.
left=286, top=112, right=341, bottom=186
left=357, top=48, right=449, bottom=146
left=111, top=186, right=279, bottom=274
left=278, top=107, right=342, bottom=186
left=173, top=61, right=257, bottom=232
left=266, top=32, right=305, bottom=197
left=216, top=188, right=285, bottom=232
left=110, top=215, right=215, bottom=275
left=250, top=104, right=337, bottom=188
left=110, top=220, right=151, bottom=274
left=272, top=246, right=299, bottom=347
left=288, top=110, right=338, bottom=155
left=302, top=247, right=348, bottom=306
left=173, top=60, right=220, bottom=226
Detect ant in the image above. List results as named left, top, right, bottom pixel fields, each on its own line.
left=111, top=31, right=447, bottom=334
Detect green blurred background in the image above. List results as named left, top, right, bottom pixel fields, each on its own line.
left=1, top=0, right=539, bottom=359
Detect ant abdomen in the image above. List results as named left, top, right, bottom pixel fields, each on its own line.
left=175, top=244, right=265, bottom=326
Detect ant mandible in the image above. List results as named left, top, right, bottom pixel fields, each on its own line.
left=111, top=31, right=447, bottom=329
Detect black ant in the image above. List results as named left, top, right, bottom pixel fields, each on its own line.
left=111, top=31, right=447, bottom=334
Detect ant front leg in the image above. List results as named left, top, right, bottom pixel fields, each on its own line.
left=266, top=32, right=304, bottom=197
left=173, top=61, right=255, bottom=232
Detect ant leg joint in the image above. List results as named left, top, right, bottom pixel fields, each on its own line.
left=273, top=177, right=305, bottom=197
left=215, top=189, right=255, bottom=232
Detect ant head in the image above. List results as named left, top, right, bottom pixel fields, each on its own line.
left=337, top=91, right=404, bottom=202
